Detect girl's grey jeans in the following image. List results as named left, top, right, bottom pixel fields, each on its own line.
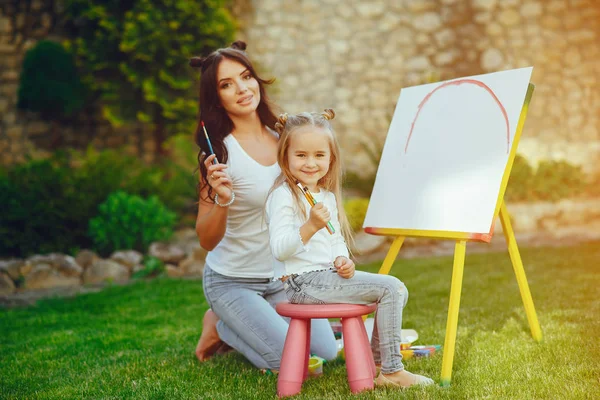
left=202, top=264, right=338, bottom=370
left=284, top=269, right=408, bottom=374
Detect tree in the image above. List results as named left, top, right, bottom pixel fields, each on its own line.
left=17, top=40, right=86, bottom=118
left=17, top=40, right=87, bottom=147
left=63, top=0, right=236, bottom=155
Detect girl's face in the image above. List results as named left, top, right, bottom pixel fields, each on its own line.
left=287, top=126, right=332, bottom=192
left=216, top=58, right=260, bottom=117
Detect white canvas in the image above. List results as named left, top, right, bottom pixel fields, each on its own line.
left=363, top=67, right=533, bottom=234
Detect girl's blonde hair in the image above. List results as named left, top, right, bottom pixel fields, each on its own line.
left=270, top=109, right=355, bottom=251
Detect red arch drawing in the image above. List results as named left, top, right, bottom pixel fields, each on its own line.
left=404, top=79, right=510, bottom=154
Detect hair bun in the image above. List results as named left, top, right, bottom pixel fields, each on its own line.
left=189, top=57, right=205, bottom=68
left=274, top=113, right=288, bottom=134
left=322, top=108, right=335, bottom=120
left=230, top=40, right=247, bottom=51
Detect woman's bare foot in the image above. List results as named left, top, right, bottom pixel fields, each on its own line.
left=195, top=309, right=223, bottom=361
left=375, top=369, right=434, bottom=388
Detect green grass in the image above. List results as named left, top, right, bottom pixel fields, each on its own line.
left=1, top=242, right=599, bottom=399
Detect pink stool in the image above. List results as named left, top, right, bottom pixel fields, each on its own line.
left=276, top=302, right=377, bottom=397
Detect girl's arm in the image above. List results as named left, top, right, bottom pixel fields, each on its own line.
left=267, top=187, right=317, bottom=261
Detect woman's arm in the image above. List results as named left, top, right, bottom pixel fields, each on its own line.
left=195, top=154, right=233, bottom=251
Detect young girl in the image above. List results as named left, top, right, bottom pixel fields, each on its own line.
left=265, top=109, right=434, bottom=388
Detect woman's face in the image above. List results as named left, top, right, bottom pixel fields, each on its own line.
left=216, top=58, right=261, bottom=117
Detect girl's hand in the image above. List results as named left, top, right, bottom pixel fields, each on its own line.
left=204, top=154, right=233, bottom=201
left=308, top=203, right=330, bottom=231
left=334, top=256, right=355, bottom=279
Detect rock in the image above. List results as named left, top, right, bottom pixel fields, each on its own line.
left=177, top=238, right=205, bottom=260
left=0, top=272, right=16, bottom=295
left=520, top=2, right=542, bottom=18
left=435, top=29, right=456, bottom=47
left=498, top=9, right=520, bottom=26
left=0, top=259, right=25, bottom=280
left=83, top=260, right=129, bottom=285
left=20, top=261, right=33, bottom=277
left=172, top=228, right=197, bottom=242
left=481, top=48, right=504, bottom=70
left=49, top=254, right=83, bottom=277
left=407, top=0, right=438, bottom=12
left=24, top=264, right=81, bottom=290
left=472, top=0, right=497, bottom=10
left=110, top=250, right=143, bottom=270
left=75, top=250, right=101, bottom=270
left=191, top=246, right=208, bottom=262
left=412, top=12, right=441, bottom=33
left=178, top=257, right=205, bottom=277
left=27, top=253, right=82, bottom=277
left=149, top=242, right=186, bottom=264
left=435, top=51, right=456, bottom=66
left=166, top=264, right=186, bottom=278
left=405, top=56, right=431, bottom=71
left=352, top=231, right=388, bottom=255
left=356, top=2, right=385, bottom=18
left=132, top=264, right=145, bottom=274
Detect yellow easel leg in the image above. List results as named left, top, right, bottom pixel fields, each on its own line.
left=377, top=236, right=405, bottom=275
left=440, top=240, right=466, bottom=387
left=499, top=202, right=543, bottom=342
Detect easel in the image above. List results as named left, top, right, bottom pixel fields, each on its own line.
left=365, top=83, right=542, bottom=386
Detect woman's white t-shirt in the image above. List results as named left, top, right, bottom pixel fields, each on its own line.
left=204, top=133, right=282, bottom=278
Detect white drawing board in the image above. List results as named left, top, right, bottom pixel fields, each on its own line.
left=363, top=67, right=533, bottom=234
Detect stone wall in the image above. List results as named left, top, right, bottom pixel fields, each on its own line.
left=2, top=0, right=599, bottom=175
left=0, top=0, right=156, bottom=165
left=231, top=0, right=600, bottom=175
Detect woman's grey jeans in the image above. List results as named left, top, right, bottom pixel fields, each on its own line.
left=202, top=264, right=338, bottom=370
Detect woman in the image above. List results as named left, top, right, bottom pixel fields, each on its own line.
left=191, top=41, right=337, bottom=371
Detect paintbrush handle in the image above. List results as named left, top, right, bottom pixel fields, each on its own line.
left=297, top=183, right=335, bottom=235
left=201, top=122, right=218, bottom=165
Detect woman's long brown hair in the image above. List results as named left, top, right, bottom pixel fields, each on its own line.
left=190, top=41, right=279, bottom=201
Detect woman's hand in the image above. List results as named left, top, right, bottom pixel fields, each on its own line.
left=204, top=154, right=233, bottom=201
left=334, top=256, right=355, bottom=279
left=308, top=203, right=330, bottom=231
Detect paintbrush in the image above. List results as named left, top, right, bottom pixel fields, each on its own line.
left=295, top=181, right=335, bottom=235
left=201, top=121, right=218, bottom=165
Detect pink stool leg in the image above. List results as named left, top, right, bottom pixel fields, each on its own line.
left=359, top=317, right=377, bottom=379
left=278, top=318, right=309, bottom=398
left=342, top=317, right=376, bottom=393
left=303, top=319, right=311, bottom=381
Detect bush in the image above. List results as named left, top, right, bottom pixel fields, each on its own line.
left=532, top=160, right=586, bottom=201
left=506, top=156, right=587, bottom=202
left=0, top=156, right=85, bottom=257
left=0, top=148, right=196, bottom=258
left=71, top=147, right=197, bottom=220
left=17, top=40, right=86, bottom=118
left=505, top=154, right=536, bottom=202
left=344, top=198, right=370, bottom=232
left=89, top=191, right=176, bottom=256
left=585, top=171, right=600, bottom=198
left=132, top=255, right=166, bottom=280
left=343, top=134, right=385, bottom=198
